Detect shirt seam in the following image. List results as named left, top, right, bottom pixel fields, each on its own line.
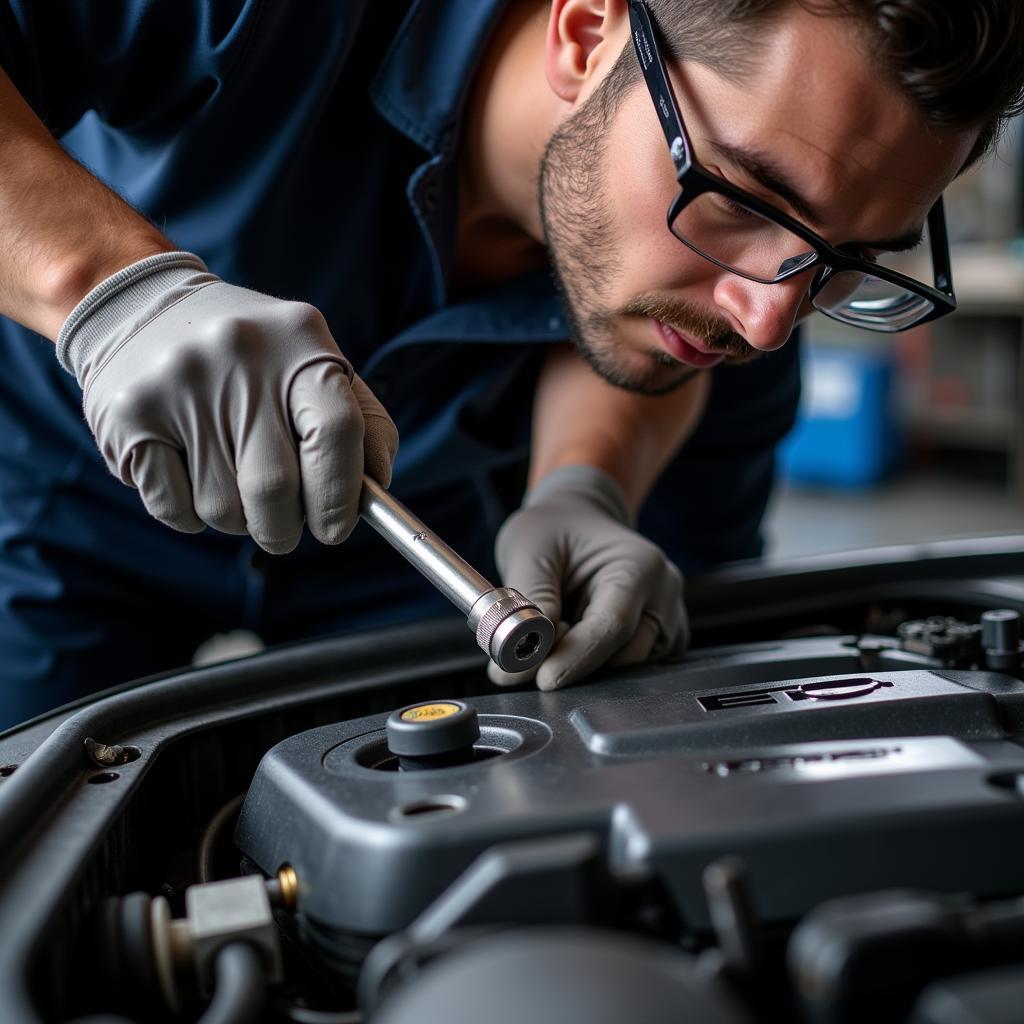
left=369, top=0, right=442, bottom=153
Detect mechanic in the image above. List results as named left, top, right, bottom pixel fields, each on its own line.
left=0, top=1, right=1020, bottom=729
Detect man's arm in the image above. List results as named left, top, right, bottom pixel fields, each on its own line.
left=0, top=67, right=174, bottom=339
left=0, top=67, right=397, bottom=553
left=491, top=343, right=708, bottom=690
left=528, top=343, right=709, bottom=511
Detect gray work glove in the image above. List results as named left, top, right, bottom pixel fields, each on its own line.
left=57, top=251, right=397, bottom=554
left=489, top=465, right=688, bottom=690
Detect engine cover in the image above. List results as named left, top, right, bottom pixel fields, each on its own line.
left=236, top=636, right=1024, bottom=937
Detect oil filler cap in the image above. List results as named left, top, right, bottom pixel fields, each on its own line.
left=386, top=700, right=480, bottom=770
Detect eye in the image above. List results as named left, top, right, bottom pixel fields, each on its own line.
left=713, top=193, right=759, bottom=221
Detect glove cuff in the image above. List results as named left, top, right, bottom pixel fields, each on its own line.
left=57, top=251, right=211, bottom=381
left=524, top=464, right=634, bottom=527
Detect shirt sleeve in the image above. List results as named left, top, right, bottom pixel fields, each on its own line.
left=0, top=0, right=252, bottom=136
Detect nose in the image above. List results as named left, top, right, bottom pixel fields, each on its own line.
left=712, top=269, right=815, bottom=352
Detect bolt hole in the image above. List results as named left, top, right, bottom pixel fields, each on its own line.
left=88, top=772, right=120, bottom=785
left=393, top=795, right=466, bottom=820
left=515, top=632, right=540, bottom=661
left=0, top=764, right=17, bottom=778
left=120, top=746, right=142, bottom=764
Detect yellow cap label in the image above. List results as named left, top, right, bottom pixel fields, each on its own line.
left=401, top=702, right=461, bottom=723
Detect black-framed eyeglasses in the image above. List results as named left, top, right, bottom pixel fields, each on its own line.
left=627, top=0, right=956, bottom=332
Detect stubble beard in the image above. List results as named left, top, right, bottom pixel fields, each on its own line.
left=538, top=82, right=758, bottom=397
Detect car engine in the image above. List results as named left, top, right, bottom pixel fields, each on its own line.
left=3, top=537, right=1024, bottom=1023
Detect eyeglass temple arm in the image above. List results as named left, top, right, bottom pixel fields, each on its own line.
left=928, top=196, right=954, bottom=296
left=627, top=0, right=692, bottom=172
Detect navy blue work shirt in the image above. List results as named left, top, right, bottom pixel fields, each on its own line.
left=0, top=0, right=799, bottom=722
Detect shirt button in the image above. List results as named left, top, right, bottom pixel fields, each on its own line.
left=547, top=316, right=563, bottom=332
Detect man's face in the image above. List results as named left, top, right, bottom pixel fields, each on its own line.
left=539, top=4, right=976, bottom=395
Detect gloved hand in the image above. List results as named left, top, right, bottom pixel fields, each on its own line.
left=56, top=251, right=397, bottom=554
left=489, top=465, right=688, bottom=690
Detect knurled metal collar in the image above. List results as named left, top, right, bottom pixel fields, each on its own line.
left=470, top=588, right=532, bottom=652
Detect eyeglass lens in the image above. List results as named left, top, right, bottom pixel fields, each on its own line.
left=812, top=220, right=935, bottom=330
left=670, top=189, right=935, bottom=330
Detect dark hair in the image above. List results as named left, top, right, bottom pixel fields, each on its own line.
left=606, top=0, right=1024, bottom=166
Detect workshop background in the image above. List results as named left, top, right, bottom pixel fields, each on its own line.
left=765, top=114, right=1024, bottom=559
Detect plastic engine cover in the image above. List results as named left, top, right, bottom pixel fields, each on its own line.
left=235, top=639, right=1024, bottom=937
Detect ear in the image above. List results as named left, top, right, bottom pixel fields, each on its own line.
left=545, top=0, right=628, bottom=104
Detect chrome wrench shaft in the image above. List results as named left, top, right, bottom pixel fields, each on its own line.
left=359, top=476, right=555, bottom=672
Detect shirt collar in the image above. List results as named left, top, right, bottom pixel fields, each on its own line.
left=370, top=0, right=510, bottom=157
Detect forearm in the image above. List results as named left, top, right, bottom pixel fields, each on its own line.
left=529, top=344, right=710, bottom=513
left=0, top=68, right=174, bottom=340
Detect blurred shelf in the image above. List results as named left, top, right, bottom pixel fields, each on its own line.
left=949, top=242, right=1024, bottom=314
left=898, top=242, right=1024, bottom=313
left=906, top=406, right=1014, bottom=447
left=885, top=242, right=1024, bottom=492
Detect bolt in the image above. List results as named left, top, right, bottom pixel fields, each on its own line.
left=276, top=865, right=298, bottom=912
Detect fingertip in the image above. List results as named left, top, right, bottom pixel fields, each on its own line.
left=148, top=506, right=206, bottom=534
left=487, top=662, right=538, bottom=687
left=307, top=507, right=359, bottom=546
left=131, top=443, right=207, bottom=535
left=155, top=516, right=206, bottom=535
left=531, top=621, right=576, bottom=690
left=254, top=530, right=303, bottom=556
left=536, top=667, right=573, bottom=691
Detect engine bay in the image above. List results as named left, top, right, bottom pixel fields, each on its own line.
left=3, top=538, right=1024, bottom=1023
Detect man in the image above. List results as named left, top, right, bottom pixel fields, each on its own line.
left=0, top=1, right=1020, bottom=728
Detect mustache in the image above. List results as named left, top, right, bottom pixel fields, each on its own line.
left=619, top=295, right=759, bottom=363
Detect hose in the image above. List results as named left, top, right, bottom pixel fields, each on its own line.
left=195, top=792, right=247, bottom=883
left=199, top=942, right=267, bottom=1024
left=71, top=942, right=266, bottom=1024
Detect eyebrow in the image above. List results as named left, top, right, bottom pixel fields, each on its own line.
left=706, top=139, right=926, bottom=254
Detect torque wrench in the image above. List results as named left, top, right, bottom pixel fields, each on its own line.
left=359, top=476, right=555, bottom=672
